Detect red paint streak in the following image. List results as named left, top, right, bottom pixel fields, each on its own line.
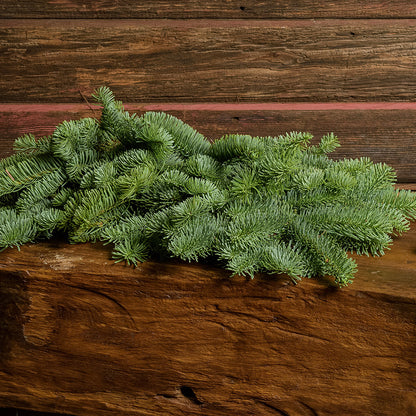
left=1, top=102, right=416, bottom=113
left=127, top=102, right=416, bottom=112
left=0, top=104, right=91, bottom=113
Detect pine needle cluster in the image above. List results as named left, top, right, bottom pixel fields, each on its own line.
left=1, top=87, right=415, bottom=287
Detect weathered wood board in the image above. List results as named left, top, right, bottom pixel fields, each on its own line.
left=1, top=223, right=415, bottom=415
left=1, top=19, right=416, bottom=103
left=1, top=1, right=415, bottom=19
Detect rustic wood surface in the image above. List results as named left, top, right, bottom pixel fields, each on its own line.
left=1, top=0, right=415, bottom=19
left=1, top=2, right=415, bottom=414
left=0, top=221, right=415, bottom=416
left=0, top=409, right=67, bottom=416
left=1, top=19, right=416, bottom=103
left=1, top=104, right=416, bottom=182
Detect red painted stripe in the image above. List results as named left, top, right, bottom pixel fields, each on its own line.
left=0, top=104, right=92, bottom=113
left=127, top=102, right=416, bottom=112
left=1, top=19, right=416, bottom=29
left=1, top=102, right=416, bottom=112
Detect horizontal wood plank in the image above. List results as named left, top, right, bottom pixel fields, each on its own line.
left=1, top=104, right=416, bottom=182
left=0, top=223, right=415, bottom=415
left=1, top=19, right=416, bottom=103
left=1, top=1, right=415, bottom=19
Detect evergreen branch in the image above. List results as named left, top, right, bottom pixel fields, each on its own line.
left=0, top=209, right=36, bottom=250
left=184, top=154, right=221, bottom=180
left=52, top=118, right=99, bottom=161
left=0, top=152, right=34, bottom=171
left=290, top=218, right=357, bottom=286
left=141, top=112, right=210, bottom=157
left=15, top=168, right=67, bottom=212
left=167, top=215, right=218, bottom=262
left=112, top=236, right=150, bottom=266
left=260, top=241, right=308, bottom=283
left=0, top=156, right=64, bottom=197
left=210, top=134, right=264, bottom=161
left=35, top=208, right=67, bottom=238
left=309, top=132, right=340, bottom=155
left=13, top=134, right=51, bottom=155
left=0, top=87, right=414, bottom=288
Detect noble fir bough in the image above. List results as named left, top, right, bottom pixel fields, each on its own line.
left=1, top=87, right=415, bottom=287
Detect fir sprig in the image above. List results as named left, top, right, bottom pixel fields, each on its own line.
left=1, top=86, right=415, bottom=287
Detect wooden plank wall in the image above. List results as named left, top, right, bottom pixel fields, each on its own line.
left=0, top=2, right=415, bottom=184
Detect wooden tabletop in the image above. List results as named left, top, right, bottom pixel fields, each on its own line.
left=1, top=220, right=416, bottom=296
left=0, top=222, right=415, bottom=416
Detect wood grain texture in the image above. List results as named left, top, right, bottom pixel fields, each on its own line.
left=0, top=222, right=416, bottom=415
left=1, top=1, right=415, bottom=19
left=0, top=410, right=70, bottom=416
left=1, top=104, right=416, bottom=182
left=1, top=19, right=416, bottom=103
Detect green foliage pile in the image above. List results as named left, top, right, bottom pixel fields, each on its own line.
left=1, top=87, right=415, bottom=286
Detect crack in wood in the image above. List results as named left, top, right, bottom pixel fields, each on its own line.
left=180, top=386, right=204, bottom=406
left=257, top=400, right=291, bottom=415
left=271, top=325, right=330, bottom=344
left=155, top=393, right=177, bottom=399
left=214, top=305, right=330, bottom=343
left=299, top=400, right=320, bottom=416
left=60, top=282, right=138, bottom=330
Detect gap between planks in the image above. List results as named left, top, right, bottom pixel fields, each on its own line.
left=1, top=18, right=416, bottom=29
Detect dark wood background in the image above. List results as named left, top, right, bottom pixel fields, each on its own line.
left=0, top=3, right=416, bottom=416
left=1, top=2, right=416, bottom=183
